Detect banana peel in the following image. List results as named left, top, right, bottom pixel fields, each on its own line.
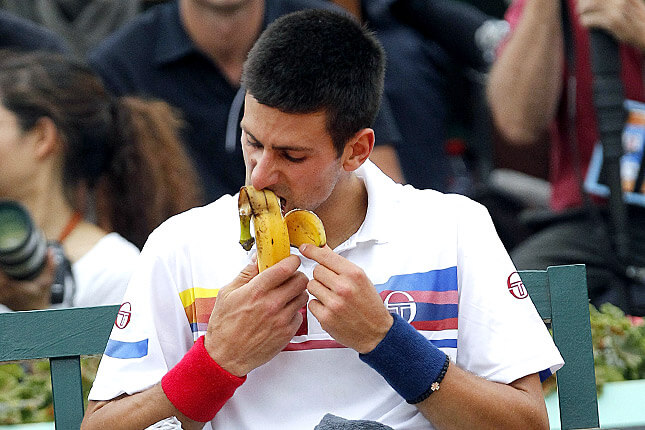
left=238, top=186, right=326, bottom=272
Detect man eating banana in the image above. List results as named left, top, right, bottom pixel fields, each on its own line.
left=81, top=8, right=562, bottom=430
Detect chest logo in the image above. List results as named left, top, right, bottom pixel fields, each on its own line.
left=115, top=302, right=132, bottom=329
left=507, top=272, right=528, bottom=299
left=384, top=291, right=417, bottom=323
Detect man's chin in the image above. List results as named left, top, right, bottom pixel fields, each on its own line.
left=191, top=0, right=253, bottom=15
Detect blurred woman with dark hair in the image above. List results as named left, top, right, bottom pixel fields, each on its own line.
left=0, top=50, right=202, bottom=311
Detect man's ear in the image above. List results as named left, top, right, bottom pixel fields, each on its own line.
left=341, top=128, right=374, bottom=172
left=31, top=117, right=60, bottom=159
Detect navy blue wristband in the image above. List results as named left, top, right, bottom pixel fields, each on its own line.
left=359, top=313, right=448, bottom=403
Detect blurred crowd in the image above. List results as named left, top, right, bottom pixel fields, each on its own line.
left=1, top=0, right=644, bottom=316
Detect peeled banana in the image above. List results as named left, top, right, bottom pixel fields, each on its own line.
left=238, top=186, right=326, bottom=272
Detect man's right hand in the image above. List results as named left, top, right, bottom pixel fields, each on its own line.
left=204, top=255, right=308, bottom=376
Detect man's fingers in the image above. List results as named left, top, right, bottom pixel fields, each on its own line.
left=306, top=278, right=331, bottom=304
left=253, top=254, right=302, bottom=291
left=306, top=261, right=341, bottom=306
left=217, top=260, right=259, bottom=300
left=227, top=252, right=259, bottom=290
left=299, top=244, right=348, bottom=274
left=578, top=10, right=610, bottom=29
left=285, top=289, right=309, bottom=318
left=234, top=261, right=260, bottom=287
left=311, top=263, right=338, bottom=287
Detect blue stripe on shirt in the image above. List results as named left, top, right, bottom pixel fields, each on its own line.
left=104, top=339, right=149, bottom=359
left=414, top=302, right=459, bottom=321
left=430, top=339, right=458, bottom=348
left=377, top=266, right=458, bottom=292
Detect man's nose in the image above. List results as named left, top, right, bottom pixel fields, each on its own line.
left=250, top=152, right=278, bottom=190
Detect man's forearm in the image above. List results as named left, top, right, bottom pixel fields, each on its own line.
left=416, top=366, right=548, bottom=430
left=487, top=0, right=564, bottom=144
left=81, top=384, right=204, bottom=430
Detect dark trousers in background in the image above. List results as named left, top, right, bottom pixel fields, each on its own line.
left=511, top=206, right=645, bottom=315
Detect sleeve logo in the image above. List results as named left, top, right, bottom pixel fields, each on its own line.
left=507, top=272, right=528, bottom=299
left=115, top=302, right=132, bottom=329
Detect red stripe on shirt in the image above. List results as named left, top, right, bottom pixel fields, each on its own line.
left=412, top=317, right=458, bottom=331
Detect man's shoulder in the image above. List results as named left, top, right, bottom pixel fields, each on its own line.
left=140, top=195, right=247, bottom=279
left=388, top=186, right=491, bottom=232
left=0, top=10, right=71, bottom=53
left=363, top=164, right=488, bottom=232
left=154, top=195, right=238, bottom=234
left=143, top=195, right=238, bottom=252
left=88, top=2, right=174, bottom=64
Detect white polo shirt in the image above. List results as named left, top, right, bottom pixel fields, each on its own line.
left=90, top=160, right=563, bottom=429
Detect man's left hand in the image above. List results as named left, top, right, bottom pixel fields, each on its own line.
left=299, top=244, right=393, bottom=354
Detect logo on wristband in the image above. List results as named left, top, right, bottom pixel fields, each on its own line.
left=384, top=291, right=417, bottom=323
left=507, top=272, right=528, bottom=299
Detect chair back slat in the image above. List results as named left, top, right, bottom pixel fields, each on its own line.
left=520, top=265, right=600, bottom=430
left=0, top=305, right=119, bottom=429
left=518, top=270, right=552, bottom=322
left=0, top=305, right=119, bottom=360
left=51, top=356, right=84, bottom=428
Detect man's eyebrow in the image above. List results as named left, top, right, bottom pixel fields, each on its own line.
left=242, top=127, right=313, bottom=152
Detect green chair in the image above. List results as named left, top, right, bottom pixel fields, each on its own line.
left=519, top=264, right=600, bottom=430
left=0, top=305, right=119, bottom=429
left=0, top=266, right=600, bottom=429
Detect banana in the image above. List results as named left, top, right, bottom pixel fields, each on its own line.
left=238, top=186, right=290, bottom=272
left=238, top=186, right=326, bottom=272
left=284, top=209, right=327, bottom=248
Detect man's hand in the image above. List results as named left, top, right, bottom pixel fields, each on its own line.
left=204, top=255, right=309, bottom=376
left=0, top=252, right=55, bottom=311
left=576, top=0, right=645, bottom=51
left=299, top=244, right=393, bottom=354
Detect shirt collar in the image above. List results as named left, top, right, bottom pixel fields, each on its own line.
left=335, top=160, right=398, bottom=252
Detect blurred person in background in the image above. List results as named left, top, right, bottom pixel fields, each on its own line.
left=332, top=0, right=458, bottom=194
left=0, top=0, right=141, bottom=59
left=0, top=9, right=71, bottom=54
left=334, top=0, right=512, bottom=195
left=87, top=0, right=405, bottom=205
left=0, top=51, right=201, bottom=311
left=487, top=0, right=645, bottom=311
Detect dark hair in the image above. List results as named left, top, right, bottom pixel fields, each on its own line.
left=0, top=50, right=202, bottom=248
left=241, top=9, right=385, bottom=156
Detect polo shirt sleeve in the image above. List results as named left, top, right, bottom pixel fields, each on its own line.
left=88, top=228, right=194, bottom=400
left=451, top=196, right=563, bottom=384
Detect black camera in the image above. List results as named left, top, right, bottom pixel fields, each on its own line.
left=0, top=200, right=72, bottom=305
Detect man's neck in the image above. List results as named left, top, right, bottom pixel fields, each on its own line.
left=317, top=173, right=369, bottom=250
left=180, top=0, right=264, bottom=85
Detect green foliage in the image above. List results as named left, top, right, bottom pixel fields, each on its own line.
left=543, top=303, right=645, bottom=396
left=0, top=356, right=100, bottom=425
left=590, top=303, right=645, bottom=391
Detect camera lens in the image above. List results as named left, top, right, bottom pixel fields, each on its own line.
left=0, top=200, right=48, bottom=280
